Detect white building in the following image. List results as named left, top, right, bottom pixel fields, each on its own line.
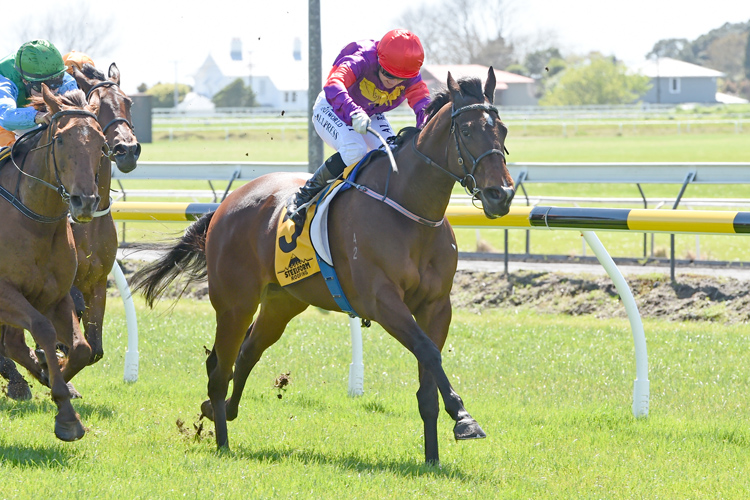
left=191, top=38, right=308, bottom=112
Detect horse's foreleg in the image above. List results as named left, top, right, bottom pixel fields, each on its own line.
left=414, top=298, right=453, bottom=464
left=227, top=289, right=308, bottom=421
left=79, top=280, right=107, bottom=365
left=1, top=290, right=85, bottom=441
left=50, top=298, right=90, bottom=399
left=376, top=292, right=485, bottom=455
left=416, top=366, right=440, bottom=463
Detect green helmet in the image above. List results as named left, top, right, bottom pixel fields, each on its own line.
left=14, top=40, right=65, bottom=82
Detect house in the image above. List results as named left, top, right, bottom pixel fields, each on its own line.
left=634, top=57, right=725, bottom=104
left=191, top=38, right=308, bottom=112
left=420, top=64, right=538, bottom=106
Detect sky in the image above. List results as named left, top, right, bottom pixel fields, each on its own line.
left=2, top=0, right=750, bottom=95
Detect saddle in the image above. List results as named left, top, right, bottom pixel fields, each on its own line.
left=273, top=152, right=377, bottom=317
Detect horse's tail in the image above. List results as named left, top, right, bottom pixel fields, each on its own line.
left=129, top=211, right=215, bottom=307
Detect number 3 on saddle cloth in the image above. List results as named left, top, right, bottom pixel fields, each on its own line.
left=275, top=154, right=373, bottom=318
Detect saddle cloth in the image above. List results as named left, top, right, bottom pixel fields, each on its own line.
left=273, top=157, right=368, bottom=286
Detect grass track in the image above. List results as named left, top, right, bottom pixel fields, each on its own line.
left=2, top=299, right=749, bottom=498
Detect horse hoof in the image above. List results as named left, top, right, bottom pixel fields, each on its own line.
left=54, top=418, right=86, bottom=442
left=6, top=380, right=32, bottom=400
left=200, top=399, right=215, bottom=421
left=453, top=417, right=487, bottom=440
left=67, top=382, right=82, bottom=399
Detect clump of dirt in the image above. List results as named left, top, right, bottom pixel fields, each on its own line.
left=176, top=416, right=212, bottom=442
left=274, top=372, right=291, bottom=399
left=115, top=261, right=750, bottom=324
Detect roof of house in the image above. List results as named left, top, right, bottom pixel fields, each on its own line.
left=634, top=57, right=725, bottom=78
left=422, top=64, right=535, bottom=89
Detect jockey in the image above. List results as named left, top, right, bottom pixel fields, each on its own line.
left=287, top=28, right=431, bottom=224
left=0, top=40, right=78, bottom=147
left=62, top=50, right=96, bottom=74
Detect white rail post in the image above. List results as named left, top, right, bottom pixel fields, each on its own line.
left=582, top=231, right=649, bottom=418
left=111, top=261, right=139, bottom=382
left=348, top=317, right=364, bottom=396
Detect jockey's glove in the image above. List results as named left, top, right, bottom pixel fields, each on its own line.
left=351, top=110, right=371, bottom=135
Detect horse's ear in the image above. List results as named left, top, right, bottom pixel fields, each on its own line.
left=484, top=67, right=496, bottom=104
left=447, top=71, right=461, bottom=102
left=73, top=66, right=93, bottom=93
left=108, top=63, right=120, bottom=85
left=42, top=84, right=62, bottom=115
left=87, top=91, right=101, bottom=115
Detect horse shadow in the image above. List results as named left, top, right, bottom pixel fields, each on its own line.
left=0, top=396, right=117, bottom=421
left=0, top=442, right=75, bottom=468
left=230, top=444, right=471, bottom=480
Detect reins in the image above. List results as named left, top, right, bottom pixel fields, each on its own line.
left=0, top=109, right=100, bottom=223
left=343, top=101, right=509, bottom=227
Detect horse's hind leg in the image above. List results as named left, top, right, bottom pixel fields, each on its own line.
left=225, top=286, right=308, bottom=421
left=203, top=302, right=258, bottom=450
left=0, top=354, right=32, bottom=400
left=1, top=326, right=47, bottom=387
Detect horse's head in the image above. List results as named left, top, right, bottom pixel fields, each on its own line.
left=435, top=68, right=515, bottom=218
left=73, top=63, right=140, bottom=173
left=39, top=85, right=106, bottom=222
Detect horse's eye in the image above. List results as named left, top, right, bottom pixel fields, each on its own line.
left=460, top=126, right=471, bottom=137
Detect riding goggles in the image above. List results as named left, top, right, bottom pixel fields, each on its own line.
left=30, top=76, right=64, bottom=93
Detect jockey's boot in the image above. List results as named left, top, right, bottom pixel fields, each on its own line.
left=287, top=152, right=347, bottom=226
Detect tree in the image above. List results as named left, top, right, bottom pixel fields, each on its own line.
left=539, top=54, right=651, bottom=106
left=398, top=0, right=515, bottom=65
left=11, top=0, right=118, bottom=58
left=706, top=33, right=747, bottom=80
left=744, top=32, right=750, bottom=80
left=524, top=48, right=564, bottom=79
left=212, top=78, right=257, bottom=108
left=647, top=38, right=693, bottom=62
left=146, top=83, right=192, bottom=108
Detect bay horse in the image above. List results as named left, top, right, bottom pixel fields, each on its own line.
left=131, top=68, right=514, bottom=463
left=0, top=63, right=140, bottom=397
left=0, top=86, right=105, bottom=440
left=70, top=62, right=140, bottom=364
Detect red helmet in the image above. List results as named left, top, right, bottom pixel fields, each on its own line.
left=377, top=29, right=424, bottom=79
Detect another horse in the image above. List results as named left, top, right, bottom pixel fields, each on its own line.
left=0, top=86, right=105, bottom=440
left=70, top=62, right=140, bottom=364
left=131, top=68, right=513, bottom=463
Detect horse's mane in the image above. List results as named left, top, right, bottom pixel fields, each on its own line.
left=381, top=77, right=487, bottom=154
left=5, top=90, right=91, bottom=159
left=424, top=77, right=485, bottom=124
left=27, top=89, right=89, bottom=112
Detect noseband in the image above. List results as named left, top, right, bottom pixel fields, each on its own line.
left=412, top=102, right=508, bottom=198
left=1, top=109, right=101, bottom=222
left=86, top=80, right=135, bottom=158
